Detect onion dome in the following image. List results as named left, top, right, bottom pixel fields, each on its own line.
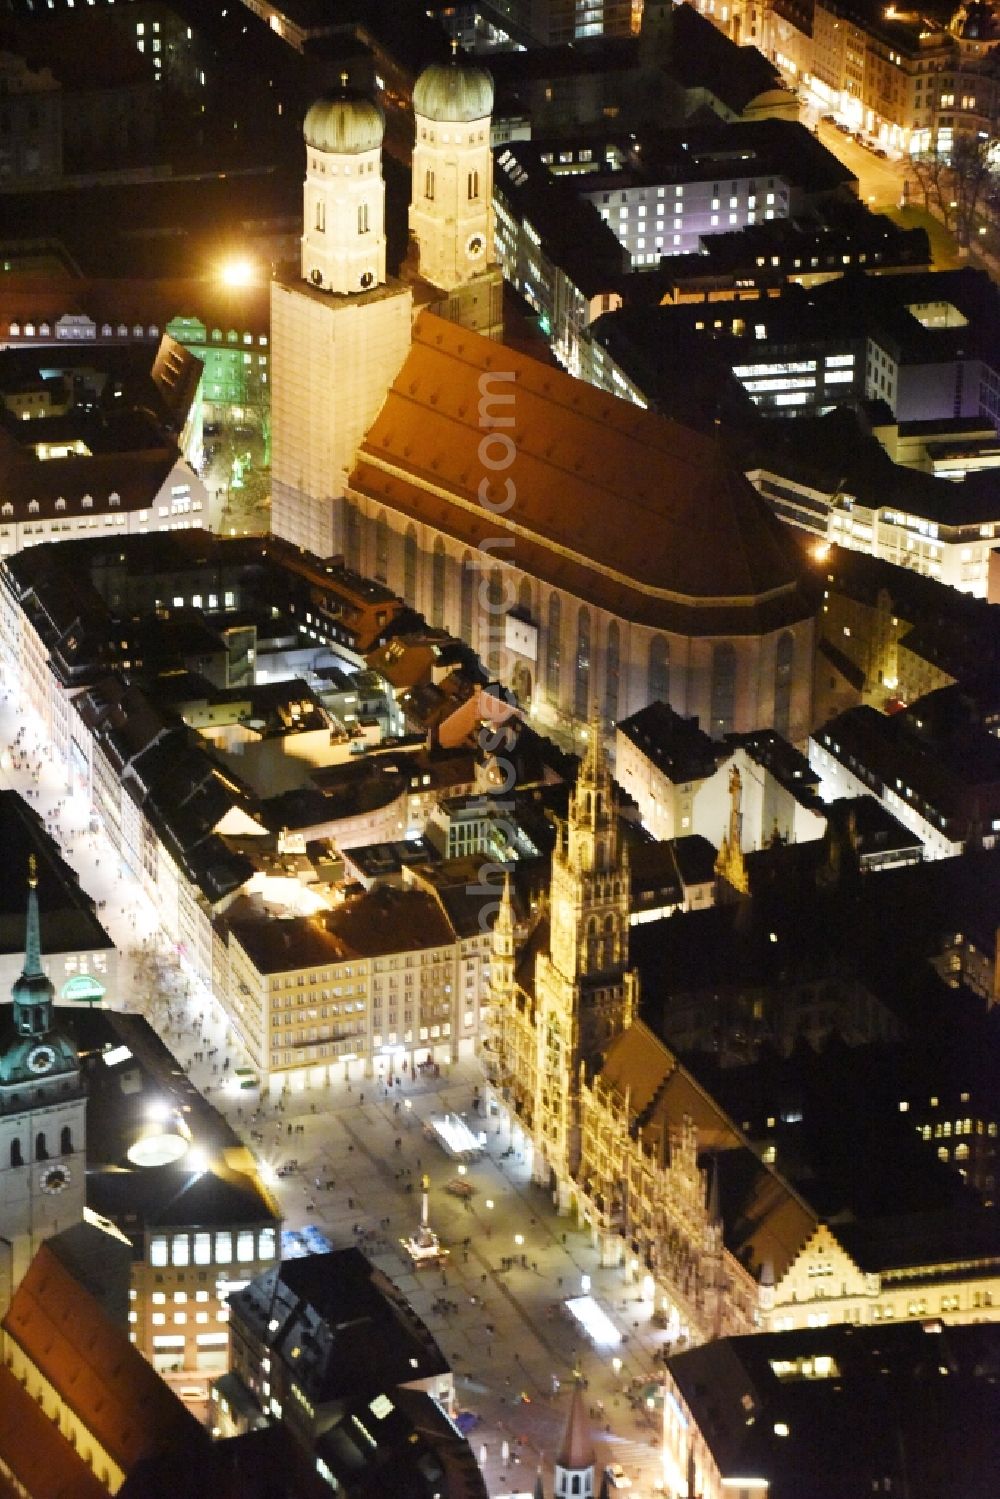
left=413, top=50, right=494, bottom=122
left=304, top=78, right=384, bottom=154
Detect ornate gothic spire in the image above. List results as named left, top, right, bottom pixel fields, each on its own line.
left=714, top=764, right=749, bottom=896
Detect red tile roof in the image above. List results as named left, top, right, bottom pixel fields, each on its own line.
left=557, top=1384, right=596, bottom=1470
left=351, top=312, right=810, bottom=636
left=1, top=1243, right=208, bottom=1476
left=0, top=1364, right=107, bottom=1499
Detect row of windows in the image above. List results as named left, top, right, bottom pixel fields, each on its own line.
left=10, top=1126, right=73, bottom=1166
left=149, top=1227, right=275, bottom=1267
left=7, top=322, right=159, bottom=339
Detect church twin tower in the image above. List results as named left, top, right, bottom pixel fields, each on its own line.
left=272, top=50, right=502, bottom=558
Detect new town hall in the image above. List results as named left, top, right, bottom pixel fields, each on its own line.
left=483, top=730, right=792, bottom=1342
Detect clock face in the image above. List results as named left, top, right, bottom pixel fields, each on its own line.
left=40, top=1164, right=71, bottom=1195
left=26, top=1044, right=56, bottom=1075
left=467, top=234, right=485, bottom=258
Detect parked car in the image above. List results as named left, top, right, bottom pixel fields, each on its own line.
left=605, top=1465, right=633, bottom=1490
left=874, top=146, right=888, bottom=158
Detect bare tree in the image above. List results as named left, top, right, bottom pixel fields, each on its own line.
left=947, top=136, right=997, bottom=249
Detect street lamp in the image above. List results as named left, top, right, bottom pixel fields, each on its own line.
left=611, top=1356, right=622, bottom=1377
left=220, top=258, right=255, bottom=288
left=514, top=1233, right=524, bottom=1247
left=485, top=1199, right=494, bottom=1210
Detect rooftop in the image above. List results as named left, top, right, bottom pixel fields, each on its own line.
left=353, top=313, right=811, bottom=636
left=667, top=1320, right=1000, bottom=1498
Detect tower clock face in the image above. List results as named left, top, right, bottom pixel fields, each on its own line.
left=467, top=234, right=485, bottom=259
left=40, top=1164, right=71, bottom=1195
left=26, top=1044, right=56, bottom=1075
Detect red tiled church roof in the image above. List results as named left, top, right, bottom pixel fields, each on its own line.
left=0, top=1364, right=107, bottom=1499
left=1, top=1243, right=208, bottom=1476
left=352, top=312, right=810, bottom=636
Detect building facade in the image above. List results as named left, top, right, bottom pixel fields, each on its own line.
left=0, top=863, right=87, bottom=1312
left=484, top=735, right=780, bottom=1342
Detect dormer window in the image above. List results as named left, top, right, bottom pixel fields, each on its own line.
left=28, top=500, right=39, bottom=514
left=82, top=495, right=93, bottom=509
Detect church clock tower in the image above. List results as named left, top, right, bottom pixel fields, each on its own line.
left=271, top=79, right=414, bottom=559
left=408, top=47, right=503, bottom=339
left=0, top=858, right=86, bottom=1310
left=531, top=722, right=636, bottom=1200
left=300, top=75, right=387, bottom=298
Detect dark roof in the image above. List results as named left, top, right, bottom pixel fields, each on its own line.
left=667, top=3, right=792, bottom=115
left=617, top=701, right=720, bottom=783
left=229, top=1248, right=448, bottom=1404
left=815, top=699, right=1000, bottom=830
left=493, top=141, right=629, bottom=299
left=667, top=1320, right=1000, bottom=1498
left=0, top=791, right=110, bottom=959
left=747, top=403, right=1000, bottom=530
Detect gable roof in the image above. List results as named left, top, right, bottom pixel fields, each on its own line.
left=0, top=1364, right=108, bottom=1499
left=2, top=1243, right=209, bottom=1475
left=352, top=313, right=810, bottom=637
left=598, top=1021, right=816, bottom=1278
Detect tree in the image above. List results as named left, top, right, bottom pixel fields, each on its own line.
left=909, top=137, right=999, bottom=249
left=950, top=136, right=997, bottom=249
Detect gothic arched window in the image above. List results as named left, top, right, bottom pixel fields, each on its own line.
left=432, top=537, right=446, bottom=627
left=648, top=634, right=670, bottom=706
left=546, top=593, right=562, bottom=705
left=315, top=200, right=325, bottom=233
left=575, top=606, right=591, bottom=720
left=518, top=577, right=533, bottom=616
left=425, top=169, right=435, bottom=201
left=403, top=524, right=418, bottom=605
left=36, top=1132, right=48, bottom=1161
left=604, top=619, right=620, bottom=726
left=61, top=1125, right=73, bottom=1155
left=357, top=201, right=369, bottom=235
left=10, top=1139, right=22, bottom=1168
left=774, top=630, right=794, bottom=738
left=374, top=510, right=389, bottom=582
left=710, top=642, right=737, bottom=738
left=468, top=169, right=479, bottom=200
left=344, top=503, right=361, bottom=572
left=460, top=551, right=474, bottom=642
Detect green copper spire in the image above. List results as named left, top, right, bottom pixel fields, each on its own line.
left=13, top=856, right=55, bottom=1037
left=24, top=855, right=42, bottom=976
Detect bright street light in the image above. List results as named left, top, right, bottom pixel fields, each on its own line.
left=220, top=258, right=255, bottom=287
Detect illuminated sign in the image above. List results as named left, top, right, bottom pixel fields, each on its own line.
left=62, top=973, right=106, bottom=1003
